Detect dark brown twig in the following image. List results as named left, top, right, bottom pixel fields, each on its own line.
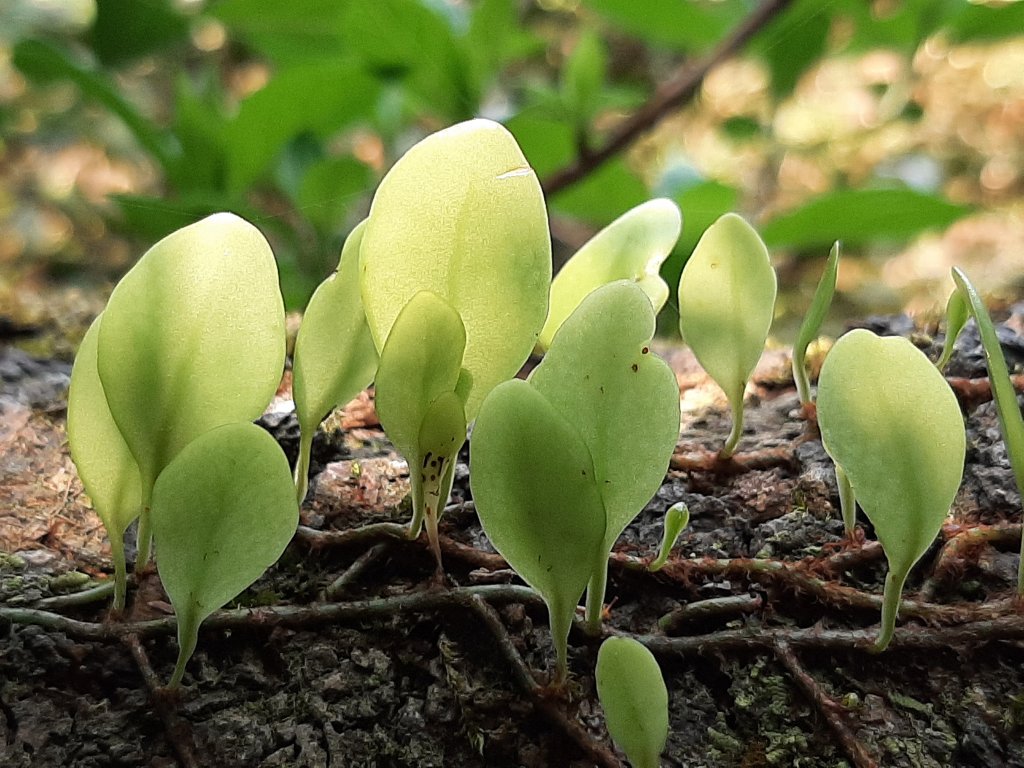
left=921, top=522, right=1022, bottom=601
left=773, top=639, right=878, bottom=768
left=123, top=633, right=201, bottom=768
left=324, top=542, right=391, bottom=600
left=820, top=541, right=885, bottom=578
left=542, top=0, right=794, bottom=195
left=658, top=594, right=763, bottom=635
left=946, top=374, right=1024, bottom=411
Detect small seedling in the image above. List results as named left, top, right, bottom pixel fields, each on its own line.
left=292, top=219, right=378, bottom=503
left=792, top=241, right=840, bottom=410
left=678, top=213, right=777, bottom=458
left=935, top=287, right=968, bottom=371
left=649, top=502, right=689, bottom=573
left=817, top=329, right=965, bottom=650
left=359, top=119, right=550, bottom=566
left=93, top=213, right=286, bottom=571
left=596, top=636, right=669, bottom=768
left=471, top=378, right=606, bottom=685
left=151, top=422, right=298, bottom=687
left=67, top=315, right=142, bottom=611
left=537, top=198, right=681, bottom=352
left=951, top=267, right=1024, bottom=593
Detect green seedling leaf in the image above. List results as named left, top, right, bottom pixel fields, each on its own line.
left=471, top=379, right=607, bottom=684
left=936, top=287, right=969, bottom=371
left=360, top=118, right=551, bottom=420
left=374, top=291, right=468, bottom=566
left=817, top=329, right=965, bottom=650
left=151, top=422, right=298, bottom=687
left=649, top=502, right=689, bottom=573
left=952, top=268, right=1024, bottom=593
left=97, top=213, right=286, bottom=568
left=292, top=220, right=379, bottom=502
left=67, top=315, right=142, bottom=611
left=531, top=281, right=680, bottom=632
left=678, top=213, right=777, bottom=457
left=538, top=199, right=682, bottom=352
left=792, top=241, right=840, bottom=407
left=596, top=636, right=669, bottom=768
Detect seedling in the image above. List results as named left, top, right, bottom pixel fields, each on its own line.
left=528, top=282, right=680, bottom=634
left=678, top=213, right=777, bottom=458
left=292, top=219, right=378, bottom=503
left=359, top=119, right=550, bottom=565
left=92, top=213, right=286, bottom=571
left=817, top=329, right=965, bottom=650
left=792, top=241, right=840, bottom=410
left=649, top=502, right=689, bottom=573
left=935, top=287, right=968, bottom=371
left=951, top=267, right=1024, bottom=593
left=596, top=636, right=669, bottom=768
left=537, top=198, right=681, bottom=352
left=151, top=422, right=299, bottom=687
left=472, top=282, right=680, bottom=679
left=67, top=315, right=142, bottom=611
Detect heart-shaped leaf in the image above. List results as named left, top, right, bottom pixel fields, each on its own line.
left=530, top=281, right=680, bottom=630
left=538, top=198, right=681, bottom=351
left=817, top=329, right=965, bottom=650
left=67, top=314, right=143, bottom=610
left=596, top=636, right=669, bottom=768
left=151, top=421, right=298, bottom=686
left=678, top=213, right=776, bottom=456
left=470, top=378, right=607, bottom=683
left=97, top=213, right=286, bottom=563
left=360, top=118, right=551, bottom=420
left=292, top=219, right=379, bottom=501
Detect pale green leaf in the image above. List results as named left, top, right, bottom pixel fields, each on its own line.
left=96, top=213, right=286, bottom=500
left=596, top=637, right=669, bottom=768
left=935, top=286, right=968, bottom=371
left=360, top=118, right=551, bottom=420
left=152, top=422, right=298, bottom=686
left=539, top=199, right=681, bottom=351
left=470, top=379, right=607, bottom=680
left=792, top=241, right=840, bottom=405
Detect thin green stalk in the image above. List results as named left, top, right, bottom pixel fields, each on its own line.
left=549, top=599, right=572, bottom=686
left=408, top=471, right=425, bottom=539
left=169, top=620, right=199, bottom=688
left=873, top=568, right=909, bottom=652
left=134, top=505, right=152, bottom=575
left=294, top=430, right=313, bottom=505
left=720, top=394, right=744, bottom=459
left=835, top=464, right=856, bottom=536
left=584, top=565, right=608, bottom=636
left=792, top=241, right=840, bottom=407
left=111, top=532, right=128, bottom=613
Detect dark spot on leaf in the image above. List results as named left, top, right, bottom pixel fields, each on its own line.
left=599, top=386, right=605, bottom=394
left=631, top=363, right=639, bottom=372
left=642, top=346, right=649, bottom=354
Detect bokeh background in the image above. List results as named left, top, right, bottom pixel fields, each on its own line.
left=2, top=0, right=1023, bottom=356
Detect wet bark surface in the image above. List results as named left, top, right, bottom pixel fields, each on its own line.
left=2, top=316, right=1024, bottom=768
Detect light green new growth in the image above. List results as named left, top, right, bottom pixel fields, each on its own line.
left=374, top=291, right=468, bottom=569
left=151, top=422, right=298, bottom=687
left=529, top=282, right=680, bottom=634
left=952, top=268, right=1024, bottom=593
left=935, top=287, right=968, bottom=371
left=470, top=379, right=606, bottom=685
left=95, top=213, right=286, bottom=572
left=649, top=502, right=689, bottom=573
left=678, top=213, right=777, bottom=458
left=817, top=329, right=965, bottom=651
left=596, top=637, right=669, bottom=768
left=537, top=198, right=681, bottom=351
left=67, top=315, right=142, bottom=611
left=835, top=463, right=857, bottom=537
left=792, top=241, right=840, bottom=407
left=292, top=219, right=379, bottom=503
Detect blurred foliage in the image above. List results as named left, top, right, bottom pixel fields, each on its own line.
left=1, top=0, right=1023, bottom=333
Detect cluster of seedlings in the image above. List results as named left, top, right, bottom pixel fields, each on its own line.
left=64, top=118, right=1023, bottom=765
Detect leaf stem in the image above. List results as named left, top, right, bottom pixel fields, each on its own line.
left=584, top=566, right=609, bottom=635
left=135, top=505, right=152, bottom=575
left=835, top=464, right=856, bottom=536
left=720, top=395, right=744, bottom=459
left=294, top=430, right=313, bottom=505
left=872, top=568, right=909, bottom=652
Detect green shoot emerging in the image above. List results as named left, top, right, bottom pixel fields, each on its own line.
left=792, top=241, right=840, bottom=409
left=596, top=636, right=669, bottom=768
left=649, top=503, right=689, bottom=573
left=678, top=214, right=777, bottom=458
left=817, top=329, right=965, bottom=651
left=935, top=287, right=968, bottom=371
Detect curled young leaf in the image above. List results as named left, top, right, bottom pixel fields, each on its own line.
left=538, top=199, right=681, bottom=351
left=360, top=118, right=551, bottom=419
left=792, top=241, right=839, bottom=407
left=151, top=422, right=298, bottom=687
left=596, top=636, right=669, bottom=768
left=470, top=379, right=607, bottom=684
left=67, top=315, right=142, bottom=611
left=649, top=502, right=689, bottom=573
left=935, top=286, right=968, bottom=372
left=531, top=281, right=680, bottom=632
left=817, top=329, right=965, bottom=650
left=678, top=213, right=776, bottom=457
left=292, top=220, right=379, bottom=502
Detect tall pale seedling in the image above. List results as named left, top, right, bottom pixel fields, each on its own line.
left=95, top=213, right=286, bottom=570
left=817, top=329, right=966, bottom=650
left=360, top=119, right=550, bottom=568
left=678, top=214, right=777, bottom=458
